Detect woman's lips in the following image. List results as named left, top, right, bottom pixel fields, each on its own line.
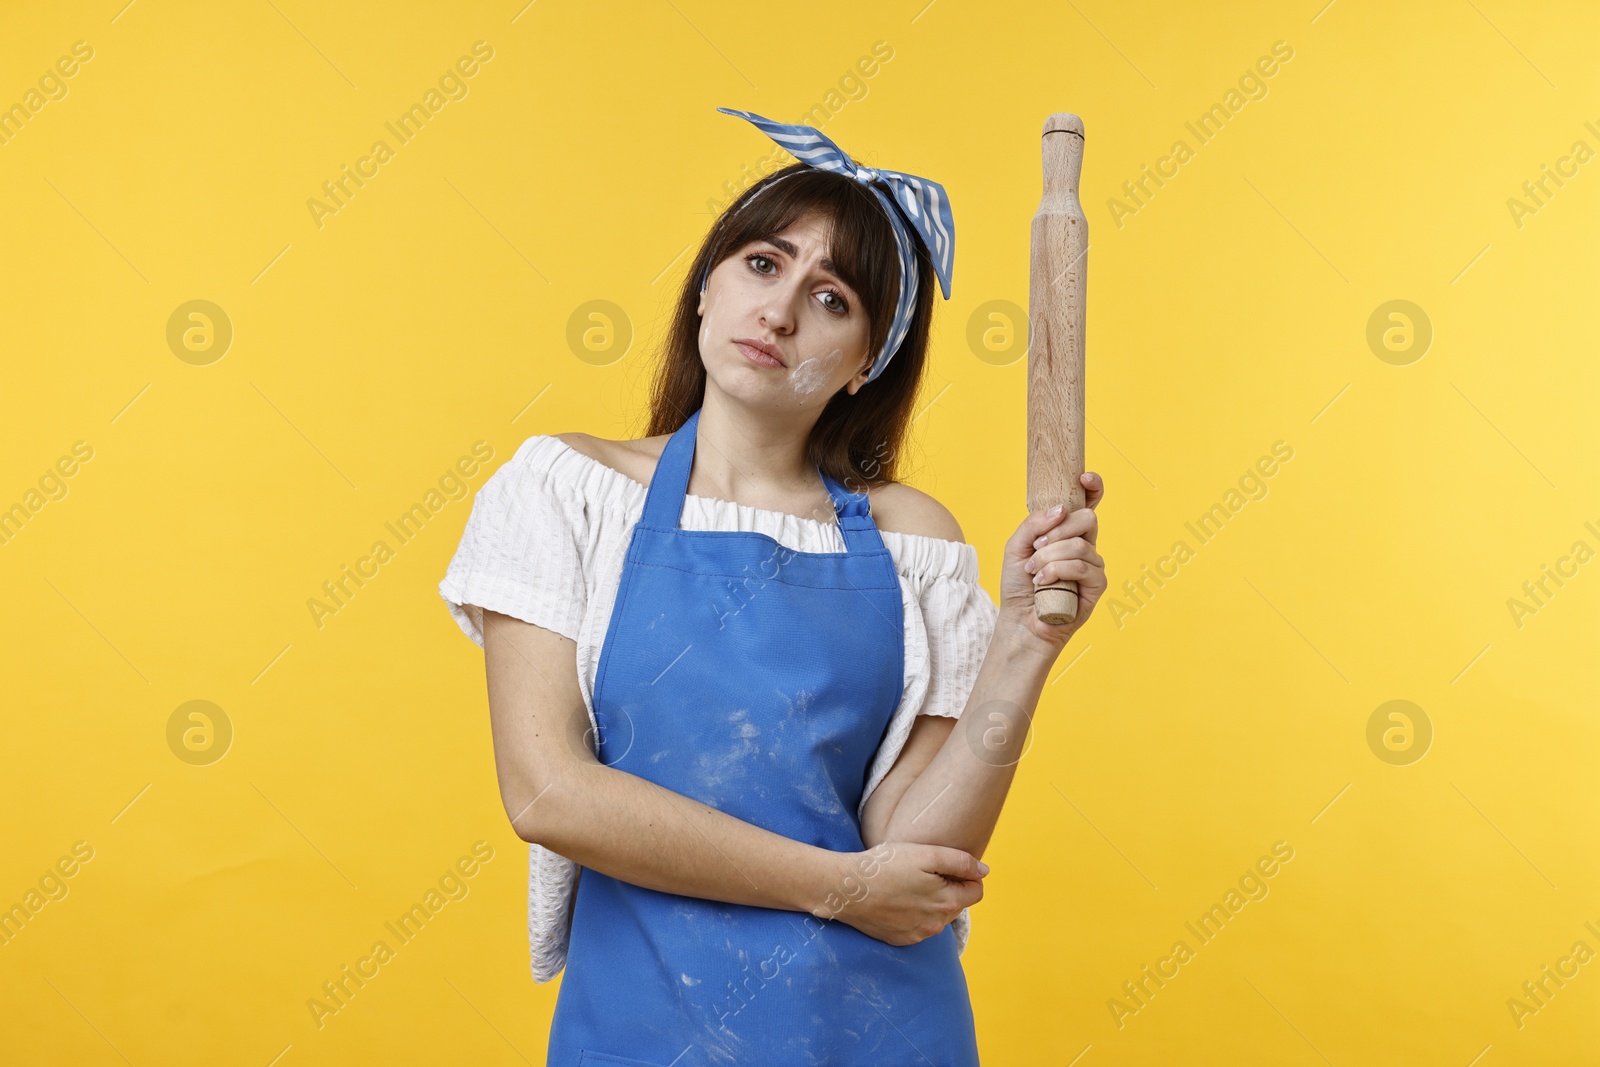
left=735, top=340, right=785, bottom=368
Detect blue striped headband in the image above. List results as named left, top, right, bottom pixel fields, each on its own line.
left=700, top=107, right=955, bottom=384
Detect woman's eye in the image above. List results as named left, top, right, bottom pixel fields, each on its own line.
left=747, top=253, right=848, bottom=314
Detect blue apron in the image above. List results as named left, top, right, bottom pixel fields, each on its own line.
left=547, top=406, right=981, bottom=1067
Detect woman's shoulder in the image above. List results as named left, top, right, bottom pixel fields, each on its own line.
left=548, top=431, right=667, bottom=487
left=484, top=433, right=657, bottom=526
left=868, top=481, right=965, bottom=545
left=497, top=431, right=661, bottom=498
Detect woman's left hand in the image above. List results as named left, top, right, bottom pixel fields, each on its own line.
left=996, top=472, right=1107, bottom=654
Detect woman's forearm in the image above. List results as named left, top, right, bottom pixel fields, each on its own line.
left=518, top=761, right=851, bottom=919
left=879, top=616, right=1057, bottom=858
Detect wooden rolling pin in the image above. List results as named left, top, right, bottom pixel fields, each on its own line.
left=1028, top=113, right=1088, bottom=625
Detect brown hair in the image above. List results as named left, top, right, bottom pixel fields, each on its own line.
left=644, top=162, right=936, bottom=492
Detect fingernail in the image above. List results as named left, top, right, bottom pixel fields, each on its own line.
left=978, top=862, right=990, bottom=875
left=1033, top=535, right=1047, bottom=548
left=1048, top=504, right=1064, bottom=517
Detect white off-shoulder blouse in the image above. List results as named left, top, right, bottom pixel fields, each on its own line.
left=438, top=434, right=999, bottom=983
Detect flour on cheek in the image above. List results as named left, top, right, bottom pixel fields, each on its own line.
left=788, top=347, right=843, bottom=399
left=697, top=289, right=720, bottom=353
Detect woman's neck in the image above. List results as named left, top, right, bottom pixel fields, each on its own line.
left=688, top=391, right=828, bottom=511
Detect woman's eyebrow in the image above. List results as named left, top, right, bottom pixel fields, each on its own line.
left=765, top=235, right=841, bottom=277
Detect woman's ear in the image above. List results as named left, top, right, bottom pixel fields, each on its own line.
left=844, top=359, right=872, bottom=395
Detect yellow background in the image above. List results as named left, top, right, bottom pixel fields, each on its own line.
left=3, top=0, right=1597, bottom=1063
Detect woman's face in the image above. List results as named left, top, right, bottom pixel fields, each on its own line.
left=696, top=209, right=874, bottom=409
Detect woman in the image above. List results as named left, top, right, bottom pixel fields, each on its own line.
left=439, top=109, right=1107, bottom=1066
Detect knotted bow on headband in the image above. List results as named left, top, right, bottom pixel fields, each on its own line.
left=701, top=107, right=955, bottom=384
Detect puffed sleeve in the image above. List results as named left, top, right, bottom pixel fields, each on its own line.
left=915, top=563, right=1000, bottom=721
left=438, top=436, right=589, bottom=647
left=861, top=535, right=999, bottom=808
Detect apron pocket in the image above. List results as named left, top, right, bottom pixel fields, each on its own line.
left=577, top=1051, right=675, bottom=1067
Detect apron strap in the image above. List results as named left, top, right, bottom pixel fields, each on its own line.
left=640, top=407, right=701, bottom=530
left=820, top=471, right=889, bottom=556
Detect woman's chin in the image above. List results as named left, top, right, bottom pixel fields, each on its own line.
left=704, top=362, right=806, bottom=409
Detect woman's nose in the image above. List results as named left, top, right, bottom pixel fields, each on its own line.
left=759, top=279, right=806, bottom=333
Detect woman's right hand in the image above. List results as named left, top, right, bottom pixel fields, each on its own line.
left=813, top=842, right=986, bottom=946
